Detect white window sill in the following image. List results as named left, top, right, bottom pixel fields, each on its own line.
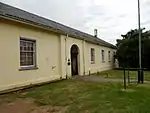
left=91, top=61, right=95, bottom=64
left=102, top=61, right=105, bottom=63
left=19, top=66, right=38, bottom=71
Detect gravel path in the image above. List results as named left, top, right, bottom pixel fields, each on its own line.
left=77, top=75, right=140, bottom=83
left=77, top=75, right=150, bottom=84
left=78, top=76, right=123, bottom=83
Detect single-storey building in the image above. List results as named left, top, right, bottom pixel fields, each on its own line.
left=0, top=2, right=116, bottom=92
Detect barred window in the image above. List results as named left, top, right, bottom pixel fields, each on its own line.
left=102, top=50, right=105, bottom=62
left=108, top=51, right=111, bottom=61
left=91, top=48, right=95, bottom=64
left=20, top=38, right=36, bottom=67
left=113, top=52, right=116, bottom=63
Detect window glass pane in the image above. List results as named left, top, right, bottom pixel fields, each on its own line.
left=91, top=48, right=95, bottom=63
left=20, top=38, right=36, bottom=66
left=102, top=50, right=104, bottom=61
left=108, top=51, right=111, bottom=61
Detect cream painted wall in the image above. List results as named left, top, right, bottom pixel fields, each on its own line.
left=0, top=20, right=61, bottom=91
left=0, top=19, right=116, bottom=92
left=84, top=42, right=116, bottom=74
left=60, top=35, right=84, bottom=77
left=60, top=35, right=116, bottom=76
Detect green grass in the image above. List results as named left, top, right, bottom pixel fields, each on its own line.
left=94, top=70, right=150, bottom=81
left=1, top=79, right=150, bottom=112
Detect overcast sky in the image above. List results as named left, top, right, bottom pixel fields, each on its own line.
left=0, top=0, right=150, bottom=44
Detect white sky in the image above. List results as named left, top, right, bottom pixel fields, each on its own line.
left=0, top=0, right=149, bottom=44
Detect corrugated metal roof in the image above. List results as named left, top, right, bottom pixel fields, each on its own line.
left=0, top=2, right=116, bottom=49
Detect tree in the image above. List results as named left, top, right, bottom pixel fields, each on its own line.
left=116, top=28, right=150, bottom=69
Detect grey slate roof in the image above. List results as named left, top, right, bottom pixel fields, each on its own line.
left=0, top=2, right=116, bottom=49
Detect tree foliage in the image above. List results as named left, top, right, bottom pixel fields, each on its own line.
left=116, top=28, right=150, bottom=69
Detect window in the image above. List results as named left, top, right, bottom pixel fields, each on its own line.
left=102, top=50, right=105, bottom=62
left=108, top=51, right=111, bottom=62
left=113, top=52, right=116, bottom=63
left=20, top=38, right=36, bottom=69
left=91, top=48, right=95, bottom=64
left=113, top=52, right=116, bottom=56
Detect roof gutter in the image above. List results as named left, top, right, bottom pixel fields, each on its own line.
left=0, top=14, right=65, bottom=35
left=0, top=14, right=116, bottom=49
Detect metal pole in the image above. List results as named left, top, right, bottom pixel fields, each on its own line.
left=138, top=0, right=142, bottom=82
left=124, top=68, right=126, bottom=89
left=128, top=68, right=130, bottom=84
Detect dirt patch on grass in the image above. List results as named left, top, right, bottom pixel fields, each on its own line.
left=137, top=84, right=150, bottom=89
left=121, top=88, right=135, bottom=92
left=0, top=99, right=68, bottom=113
left=30, top=106, right=68, bottom=113
left=0, top=99, right=35, bottom=113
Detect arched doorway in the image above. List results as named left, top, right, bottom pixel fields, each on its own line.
left=71, top=44, right=79, bottom=76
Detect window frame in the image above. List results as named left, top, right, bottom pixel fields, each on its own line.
left=108, top=51, right=111, bottom=62
left=113, top=51, right=116, bottom=63
left=91, top=48, right=95, bottom=64
left=19, top=37, right=38, bottom=71
left=101, top=50, right=105, bottom=63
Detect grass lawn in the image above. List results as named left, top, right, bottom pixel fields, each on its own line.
left=1, top=78, right=150, bottom=113
left=94, top=70, right=150, bottom=81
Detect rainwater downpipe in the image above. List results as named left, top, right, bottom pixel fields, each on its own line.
left=65, top=34, right=68, bottom=79
left=83, top=40, right=86, bottom=75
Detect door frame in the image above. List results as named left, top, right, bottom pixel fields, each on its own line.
left=70, top=44, right=79, bottom=76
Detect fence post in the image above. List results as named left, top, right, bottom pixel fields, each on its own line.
left=89, top=70, right=91, bottom=76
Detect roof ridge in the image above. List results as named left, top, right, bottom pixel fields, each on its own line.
left=0, top=2, right=116, bottom=48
